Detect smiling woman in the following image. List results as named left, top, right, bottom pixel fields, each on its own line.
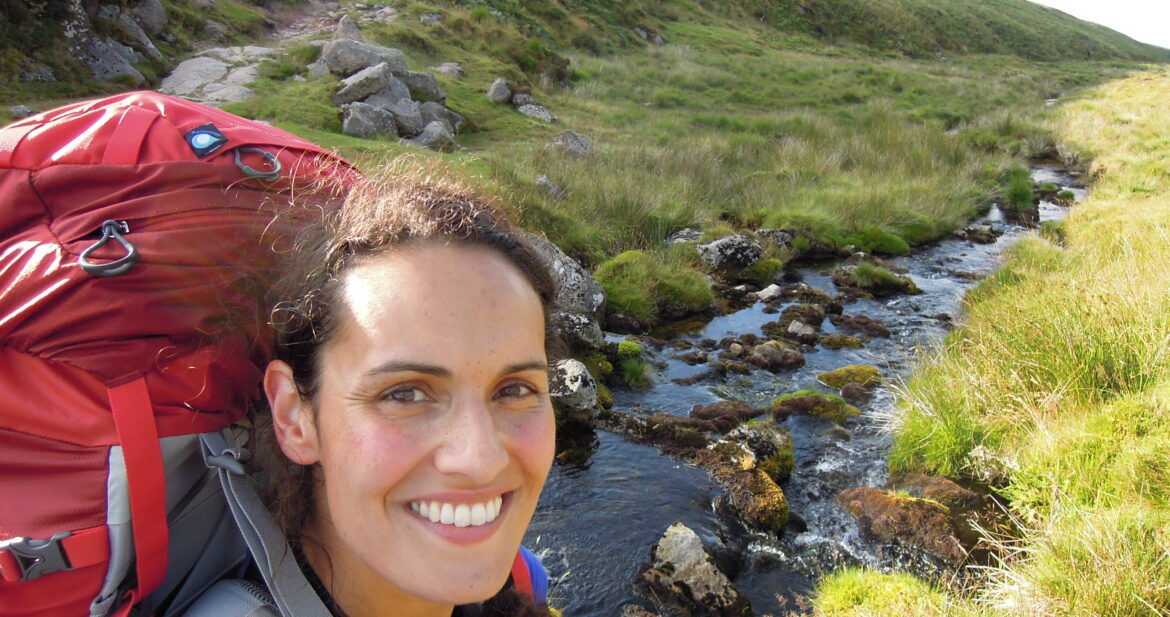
left=253, top=160, right=560, bottom=617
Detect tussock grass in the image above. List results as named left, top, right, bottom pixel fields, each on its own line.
left=867, top=68, right=1170, bottom=617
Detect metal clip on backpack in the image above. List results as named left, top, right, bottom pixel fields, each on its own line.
left=0, top=91, right=357, bottom=617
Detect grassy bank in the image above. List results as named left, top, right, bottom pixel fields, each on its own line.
left=814, top=68, right=1170, bottom=617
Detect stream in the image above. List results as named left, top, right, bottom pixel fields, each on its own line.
left=524, top=163, right=1086, bottom=617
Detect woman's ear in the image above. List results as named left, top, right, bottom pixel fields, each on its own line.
left=265, top=360, right=321, bottom=465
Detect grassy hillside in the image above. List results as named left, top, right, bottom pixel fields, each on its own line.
left=431, top=0, right=1170, bottom=62
left=817, top=67, right=1170, bottom=617
left=215, top=0, right=1158, bottom=324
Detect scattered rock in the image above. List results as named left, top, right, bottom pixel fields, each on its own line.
left=667, top=228, right=703, bottom=244
left=321, top=38, right=408, bottom=77
left=534, top=175, right=566, bottom=200
left=551, top=312, right=603, bottom=350
left=340, top=102, right=397, bottom=138
left=517, top=104, right=556, bottom=122
left=547, top=130, right=593, bottom=156
left=744, top=340, right=804, bottom=372
left=82, top=37, right=145, bottom=84
left=637, top=523, right=750, bottom=617
left=419, top=101, right=463, bottom=134
left=131, top=0, right=167, bottom=35
left=403, top=120, right=454, bottom=150
left=332, top=62, right=396, bottom=106
left=697, top=235, right=764, bottom=271
left=818, top=365, right=882, bottom=389
left=334, top=15, right=366, bottom=42
left=512, top=93, right=536, bottom=106
left=363, top=77, right=412, bottom=110
left=784, top=321, right=818, bottom=345
left=402, top=70, right=446, bottom=103
left=420, top=12, right=442, bottom=24
left=549, top=359, right=599, bottom=413
left=956, top=224, right=1002, bottom=244
left=755, top=284, right=783, bottom=302
left=8, top=105, right=35, bottom=120
left=486, top=77, right=512, bottom=103
left=18, top=63, right=55, bottom=83
left=385, top=98, right=425, bottom=137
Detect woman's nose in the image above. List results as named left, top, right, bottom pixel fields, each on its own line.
left=432, top=397, right=509, bottom=483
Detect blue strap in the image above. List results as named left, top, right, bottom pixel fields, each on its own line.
left=517, top=545, right=548, bottom=606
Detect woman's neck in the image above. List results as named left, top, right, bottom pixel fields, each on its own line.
left=300, top=535, right=455, bottom=617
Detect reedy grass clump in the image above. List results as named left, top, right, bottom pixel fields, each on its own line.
left=871, top=69, right=1170, bottom=617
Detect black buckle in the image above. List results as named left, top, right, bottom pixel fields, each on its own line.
left=1, top=531, right=72, bottom=581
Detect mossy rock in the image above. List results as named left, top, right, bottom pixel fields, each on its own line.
left=722, top=467, right=789, bottom=534
left=820, top=333, right=863, bottom=349
left=818, top=365, right=882, bottom=389
left=832, top=263, right=921, bottom=297
left=617, top=340, right=643, bottom=359
left=770, top=390, right=861, bottom=424
left=596, top=382, right=614, bottom=409
left=760, top=449, right=794, bottom=485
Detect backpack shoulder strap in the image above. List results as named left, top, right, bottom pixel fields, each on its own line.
left=510, top=545, right=548, bottom=606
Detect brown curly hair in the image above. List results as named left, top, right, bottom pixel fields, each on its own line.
left=252, top=158, right=559, bottom=616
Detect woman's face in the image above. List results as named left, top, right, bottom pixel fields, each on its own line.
left=267, top=242, right=555, bottom=614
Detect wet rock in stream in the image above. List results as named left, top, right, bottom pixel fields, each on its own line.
left=637, top=522, right=751, bottom=617
left=836, top=487, right=968, bottom=565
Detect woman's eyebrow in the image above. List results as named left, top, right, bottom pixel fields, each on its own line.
left=502, top=360, right=549, bottom=375
left=364, top=361, right=451, bottom=378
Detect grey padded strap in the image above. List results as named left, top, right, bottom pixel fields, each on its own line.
left=199, top=430, right=331, bottom=617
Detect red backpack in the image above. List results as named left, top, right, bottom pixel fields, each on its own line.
left=0, top=91, right=357, bottom=617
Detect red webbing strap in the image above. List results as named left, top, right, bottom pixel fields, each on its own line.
left=0, top=525, right=111, bottom=583
left=59, top=525, right=110, bottom=571
left=108, top=377, right=168, bottom=602
left=510, top=550, right=533, bottom=600
left=101, top=105, right=155, bottom=166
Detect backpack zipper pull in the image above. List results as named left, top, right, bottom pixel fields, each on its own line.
left=78, top=220, right=138, bottom=277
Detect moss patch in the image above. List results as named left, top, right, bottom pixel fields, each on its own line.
left=819, top=365, right=883, bottom=389
left=771, top=390, right=861, bottom=424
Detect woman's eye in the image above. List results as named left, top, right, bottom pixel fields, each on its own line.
left=497, top=382, right=536, bottom=399
left=386, top=386, right=429, bottom=403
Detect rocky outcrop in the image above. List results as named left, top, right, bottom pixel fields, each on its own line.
left=637, top=523, right=750, bottom=617
left=527, top=234, right=607, bottom=321
left=159, top=46, right=278, bottom=104
left=697, top=235, right=764, bottom=272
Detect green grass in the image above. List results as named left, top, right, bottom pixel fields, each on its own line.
left=873, top=69, right=1170, bottom=617
left=593, top=250, right=714, bottom=324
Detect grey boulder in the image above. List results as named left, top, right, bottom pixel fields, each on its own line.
left=341, top=102, right=397, bottom=138
left=321, top=39, right=407, bottom=77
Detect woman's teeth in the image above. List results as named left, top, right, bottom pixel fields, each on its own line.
left=410, top=496, right=504, bottom=528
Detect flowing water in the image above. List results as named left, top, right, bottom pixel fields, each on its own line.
left=524, top=164, right=1084, bottom=616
